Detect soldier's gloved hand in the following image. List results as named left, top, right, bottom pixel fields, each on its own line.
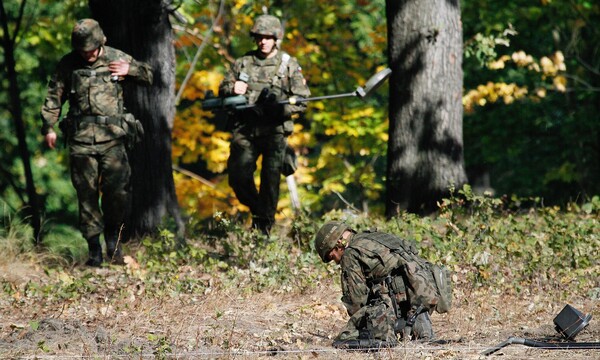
left=249, top=88, right=271, bottom=117
left=250, top=104, right=265, bottom=117
left=265, top=102, right=284, bottom=118
left=264, top=92, right=277, bottom=104
left=255, top=91, right=279, bottom=116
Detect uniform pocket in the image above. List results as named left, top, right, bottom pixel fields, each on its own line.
left=89, top=78, right=120, bottom=115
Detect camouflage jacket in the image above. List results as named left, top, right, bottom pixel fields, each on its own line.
left=340, top=231, right=438, bottom=316
left=40, top=46, right=153, bottom=144
left=219, top=50, right=310, bottom=135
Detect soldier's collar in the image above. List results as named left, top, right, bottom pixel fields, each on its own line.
left=252, top=50, right=280, bottom=63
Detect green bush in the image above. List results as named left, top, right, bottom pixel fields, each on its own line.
left=1, top=190, right=598, bottom=303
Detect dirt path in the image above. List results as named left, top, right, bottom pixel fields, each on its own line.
left=1, top=262, right=598, bottom=359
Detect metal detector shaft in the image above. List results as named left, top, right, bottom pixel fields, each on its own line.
left=284, top=67, right=391, bottom=105
left=282, top=92, right=357, bottom=104
left=234, top=92, right=357, bottom=110
left=482, top=337, right=600, bottom=356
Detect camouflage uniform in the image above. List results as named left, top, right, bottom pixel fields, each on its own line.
left=219, top=16, right=310, bottom=234
left=40, top=19, right=153, bottom=265
left=335, top=231, right=439, bottom=344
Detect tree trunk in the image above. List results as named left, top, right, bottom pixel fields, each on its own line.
left=385, top=0, right=467, bottom=216
left=0, top=1, right=41, bottom=242
left=89, top=0, right=184, bottom=239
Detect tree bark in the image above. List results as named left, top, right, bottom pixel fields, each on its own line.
left=385, top=0, right=467, bottom=216
left=89, top=0, right=184, bottom=238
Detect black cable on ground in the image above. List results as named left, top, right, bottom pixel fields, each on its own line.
left=482, top=336, right=600, bottom=356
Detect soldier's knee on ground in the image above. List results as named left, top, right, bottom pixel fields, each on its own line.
left=332, top=329, right=398, bottom=350
left=412, top=312, right=434, bottom=340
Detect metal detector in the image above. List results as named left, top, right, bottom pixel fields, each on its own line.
left=201, top=67, right=392, bottom=111
left=482, top=304, right=599, bottom=356
left=281, top=67, right=392, bottom=106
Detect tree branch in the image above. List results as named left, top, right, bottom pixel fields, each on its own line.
left=174, top=0, right=225, bottom=105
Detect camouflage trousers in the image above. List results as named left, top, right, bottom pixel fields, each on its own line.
left=336, top=295, right=435, bottom=342
left=69, top=141, right=131, bottom=240
left=336, top=298, right=397, bottom=342
left=227, top=132, right=286, bottom=226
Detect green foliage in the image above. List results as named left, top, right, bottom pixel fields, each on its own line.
left=40, top=224, right=87, bottom=265
left=2, top=0, right=598, bottom=235
left=37, top=340, right=51, bottom=353
left=0, top=2, right=598, bottom=313
left=1, top=197, right=598, bottom=306
left=462, top=0, right=600, bottom=203
left=172, top=0, right=389, bottom=219
left=0, top=203, right=35, bottom=258
left=148, top=333, right=172, bottom=359
left=1, top=0, right=88, bottom=234
left=316, top=185, right=599, bottom=298
left=28, top=320, right=40, bottom=332
left=288, top=209, right=320, bottom=251
left=465, top=27, right=517, bottom=67
left=581, top=195, right=600, bottom=214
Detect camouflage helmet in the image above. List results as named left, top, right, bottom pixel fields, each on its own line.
left=314, top=221, right=352, bottom=263
left=71, top=18, right=106, bottom=51
left=250, top=15, right=283, bottom=40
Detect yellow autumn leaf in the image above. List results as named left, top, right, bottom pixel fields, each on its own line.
left=540, top=56, right=556, bottom=75
left=324, top=128, right=337, bottom=136
left=553, top=75, right=567, bottom=92
left=321, top=182, right=345, bottom=194
left=552, top=51, right=566, bottom=71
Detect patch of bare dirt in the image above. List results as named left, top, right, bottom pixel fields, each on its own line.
left=0, top=262, right=47, bottom=286
left=0, top=263, right=599, bottom=359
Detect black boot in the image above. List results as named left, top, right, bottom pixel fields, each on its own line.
left=251, top=217, right=272, bottom=236
left=401, top=305, right=434, bottom=340
left=85, top=234, right=103, bottom=267
left=104, top=228, right=124, bottom=265
left=412, top=311, right=434, bottom=340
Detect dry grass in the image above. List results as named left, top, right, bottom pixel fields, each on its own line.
left=0, top=258, right=598, bottom=359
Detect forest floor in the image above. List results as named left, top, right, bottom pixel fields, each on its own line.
left=0, top=256, right=598, bottom=359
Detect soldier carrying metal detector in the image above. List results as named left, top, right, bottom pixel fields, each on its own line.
left=204, top=38, right=390, bottom=234
left=215, top=14, right=311, bottom=236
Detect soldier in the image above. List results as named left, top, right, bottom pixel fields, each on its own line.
left=314, top=221, right=452, bottom=349
left=219, top=14, right=310, bottom=235
left=40, top=19, right=153, bottom=266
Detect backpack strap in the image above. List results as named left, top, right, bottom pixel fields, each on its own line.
left=356, top=232, right=419, bottom=259
left=238, top=56, right=251, bottom=81
left=276, top=53, right=291, bottom=80
left=273, top=52, right=291, bottom=91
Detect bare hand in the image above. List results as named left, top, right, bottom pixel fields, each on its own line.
left=108, top=59, right=130, bottom=78
left=45, top=131, right=57, bottom=149
left=233, top=81, right=248, bottom=95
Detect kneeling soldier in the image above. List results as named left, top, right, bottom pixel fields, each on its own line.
left=314, top=221, right=452, bottom=349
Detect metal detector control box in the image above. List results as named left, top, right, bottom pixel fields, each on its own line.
left=553, top=304, right=592, bottom=340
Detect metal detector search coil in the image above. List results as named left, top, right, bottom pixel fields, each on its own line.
left=553, top=304, right=592, bottom=340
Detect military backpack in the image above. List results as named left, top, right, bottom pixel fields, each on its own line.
left=358, top=231, right=453, bottom=314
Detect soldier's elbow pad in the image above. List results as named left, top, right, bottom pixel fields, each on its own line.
left=283, top=105, right=293, bottom=118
